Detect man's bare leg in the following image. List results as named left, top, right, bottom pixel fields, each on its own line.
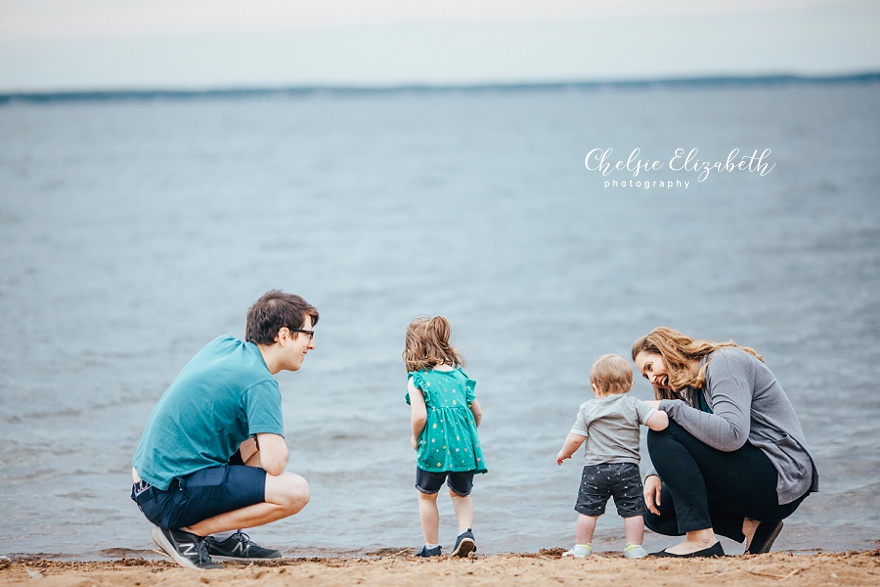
left=184, top=472, right=310, bottom=536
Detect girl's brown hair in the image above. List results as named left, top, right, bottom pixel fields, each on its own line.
left=403, top=315, right=465, bottom=372
left=631, top=326, right=763, bottom=399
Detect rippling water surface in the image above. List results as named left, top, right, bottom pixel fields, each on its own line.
left=0, top=81, right=878, bottom=558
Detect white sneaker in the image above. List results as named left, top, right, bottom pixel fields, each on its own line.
left=624, top=544, right=647, bottom=559
left=563, top=544, right=592, bottom=558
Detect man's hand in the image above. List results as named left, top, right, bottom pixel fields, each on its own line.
left=644, top=474, right=663, bottom=515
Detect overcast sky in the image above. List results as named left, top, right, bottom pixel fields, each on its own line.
left=0, top=0, right=878, bottom=92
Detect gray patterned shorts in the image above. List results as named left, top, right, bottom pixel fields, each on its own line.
left=575, top=462, right=645, bottom=518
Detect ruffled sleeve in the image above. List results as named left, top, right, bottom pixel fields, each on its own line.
left=405, top=371, right=431, bottom=407
left=459, top=369, right=477, bottom=406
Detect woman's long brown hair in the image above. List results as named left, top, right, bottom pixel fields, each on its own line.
left=631, top=326, right=762, bottom=399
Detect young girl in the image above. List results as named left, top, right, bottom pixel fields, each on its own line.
left=404, top=316, right=487, bottom=558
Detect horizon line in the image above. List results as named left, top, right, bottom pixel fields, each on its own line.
left=2, top=71, right=878, bottom=105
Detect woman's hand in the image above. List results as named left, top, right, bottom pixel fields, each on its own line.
left=410, top=435, right=420, bottom=451
left=643, top=474, right=663, bottom=515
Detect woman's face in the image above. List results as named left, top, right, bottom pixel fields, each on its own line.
left=634, top=351, right=670, bottom=390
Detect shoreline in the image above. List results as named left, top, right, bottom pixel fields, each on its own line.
left=2, top=550, right=878, bottom=587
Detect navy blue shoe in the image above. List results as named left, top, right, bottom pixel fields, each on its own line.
left=451, top=529, right=476, bottom=558
left=151, top=526, right=222, bottom=570
left=206, top=531, right=282, bottom=562
left=415, top=545, right=442, bottom=557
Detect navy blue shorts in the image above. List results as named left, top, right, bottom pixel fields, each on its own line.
left=416, top=467, right=475, bottom=497
left=575, top=462, right=645, bottom=518
left=131, top=465, right=267, bottom=530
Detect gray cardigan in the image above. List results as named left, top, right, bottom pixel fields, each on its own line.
left=654, top=348, right=818, bottom=505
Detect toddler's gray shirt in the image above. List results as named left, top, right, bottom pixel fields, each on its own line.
left=571, top=394, right=656, bottom=466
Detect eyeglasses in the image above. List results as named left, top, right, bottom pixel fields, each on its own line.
left=288, top=328, right=315, bottom=340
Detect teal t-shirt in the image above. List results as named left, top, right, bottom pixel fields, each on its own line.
left=405, top=368, right=487, bottom=474
left=133, top=336, right=284, bottom=490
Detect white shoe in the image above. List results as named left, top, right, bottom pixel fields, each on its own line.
left=624, top=544, right=647, bottom=559
left=563, top=544, right=592, bottom=558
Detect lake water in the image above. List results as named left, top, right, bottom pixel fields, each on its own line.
left=0, top=79, right=878, bottom=559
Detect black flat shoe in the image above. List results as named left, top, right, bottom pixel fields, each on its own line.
left=747, top=521, right=783, bottom=555
left=650, top=542, right=725, bottom=558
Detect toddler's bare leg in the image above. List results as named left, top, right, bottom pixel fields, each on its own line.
left=576, top=514, right=599, bottom=545
left=623, top=515, right=645, bottom=546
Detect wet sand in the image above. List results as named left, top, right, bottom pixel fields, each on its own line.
left=2, top=549, right=877, bottom=587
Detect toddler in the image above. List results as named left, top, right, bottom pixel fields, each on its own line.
left=404, top=316, right=487, bottom=558
left=556, top=353, right=668, bottom=559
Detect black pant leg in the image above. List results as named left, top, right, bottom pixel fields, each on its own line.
left=643, top=481, right=746, bottom=541
left=647, top=420, right=791, bottom=536
left=643, top=483, right=682, bottom=537
left=647, top=421, right=715, bottom=532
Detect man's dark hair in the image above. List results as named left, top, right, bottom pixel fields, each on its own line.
left=245, top=290, right=319, bottom=345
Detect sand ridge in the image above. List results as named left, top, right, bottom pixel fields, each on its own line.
left=1, top=549, right=878, bottom=587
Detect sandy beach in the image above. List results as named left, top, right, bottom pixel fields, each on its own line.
left=2, top=550, right=877, bottom=587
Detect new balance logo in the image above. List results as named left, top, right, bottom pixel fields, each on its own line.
left=179, top=542, right=199, bottom=557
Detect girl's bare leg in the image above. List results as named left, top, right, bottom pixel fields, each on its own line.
left=450, top=491, right=474, bottom=533
left=417, top=491, right=440, bottom=544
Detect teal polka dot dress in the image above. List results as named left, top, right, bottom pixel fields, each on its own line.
left=405, top=368, right=487, bottom=474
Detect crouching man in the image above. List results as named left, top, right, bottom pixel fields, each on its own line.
left=131, top=290, right=318, bottom=569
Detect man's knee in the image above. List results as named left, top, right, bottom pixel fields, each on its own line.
left=266, top=472, right=310, bottom=515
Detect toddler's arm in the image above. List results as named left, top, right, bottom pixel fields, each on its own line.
left=469, top=399, right=483, bottom=427
left=645, top=409, right=669, bottom=431
left=408, top=379, right=428, bottom=451
left=556, top=432, right=586, bottom=465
